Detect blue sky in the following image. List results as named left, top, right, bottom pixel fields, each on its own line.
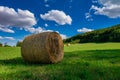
left=0, top=0, right=120, bottom=46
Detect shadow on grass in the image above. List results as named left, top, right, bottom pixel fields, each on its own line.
left=65, top=49, right=120, bottom=60
left=0, top=49, right=120, bottom=65
left=0, top=57, right=25, bottom=65
left=0, top=57, right=49, bottom=66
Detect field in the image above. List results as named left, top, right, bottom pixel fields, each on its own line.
left=0, top=43, right=120, bottom=80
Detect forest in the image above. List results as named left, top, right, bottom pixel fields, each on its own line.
left=64, top=24, right=120, bottom=43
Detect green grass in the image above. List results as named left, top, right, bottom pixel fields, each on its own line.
left=0, top=43, right=120, bottom=80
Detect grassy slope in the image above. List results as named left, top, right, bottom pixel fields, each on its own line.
left=0, top=43, right=120, bottom=80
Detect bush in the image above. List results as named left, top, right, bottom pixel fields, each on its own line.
left=0, top=43, right=2, bottom=47
left=16, top=41, right=22, bottom=47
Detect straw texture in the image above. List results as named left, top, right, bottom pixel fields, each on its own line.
left=21, top=32, right=64, bottom=63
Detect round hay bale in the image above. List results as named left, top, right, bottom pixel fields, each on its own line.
left=66, top=43, right=71, bottom=46
left=21, top=32, right=64, bottom=63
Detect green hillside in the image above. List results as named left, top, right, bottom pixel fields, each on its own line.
left=64, top=24, right=120, bottom=43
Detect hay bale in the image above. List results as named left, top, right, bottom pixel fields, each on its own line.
left=21, top=32, right=64, bottom=63
left=66, top=43, right=71, bottom=46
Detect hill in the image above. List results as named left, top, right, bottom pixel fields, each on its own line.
left=64, top=24, right=120, bottom=43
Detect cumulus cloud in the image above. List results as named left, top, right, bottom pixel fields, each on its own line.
left=0, top=36, right=15, bottom=40
left=91, top=2, right=120, bottom=18
left=45, top=4, right=50, bottom=7
left=25, top=27, right=53, bottom=33
left=4, top=37, right=15, bottom=40
left=0, top=6, right=36, bottom=33
left=56, top=31, right=67, bottom=40
left=77, top=28, right=94, bottom=33
left=40, top=10, right=72, bottom=25
left=0, top=36, right=3, bottom=39
left=92, top=0, right=98, bottom=3
left=26, top=26, right=67, bottom=39
left=0, top=27, right=14, bottom=33
left=85, top=13, right=93, bottom=21
left=45, top=23, right=48, bottom=27
left=60, top=34, right=67, bottom=40
left=86, top=0, right=120, bottom=19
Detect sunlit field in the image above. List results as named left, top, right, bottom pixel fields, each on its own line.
left=0, top=43, right=120, bottom=80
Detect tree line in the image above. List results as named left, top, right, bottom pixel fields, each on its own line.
left=0, top=41, right=22, bottom=47
left=64, top=24, right=120, bottom=43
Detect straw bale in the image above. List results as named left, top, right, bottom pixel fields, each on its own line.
left=21, top=32, right=64, bottom=63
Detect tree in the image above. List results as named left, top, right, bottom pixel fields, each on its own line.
left=4, top=42, right=11, bottom=47
left=16, top=41, right=22, bottom=47
left=0, top=43, right=2, bottom=47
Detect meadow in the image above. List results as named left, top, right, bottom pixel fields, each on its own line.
left=0, top=43, right=120, bottom=80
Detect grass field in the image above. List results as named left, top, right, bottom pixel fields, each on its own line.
left=0, top=43, right=120, bottom=80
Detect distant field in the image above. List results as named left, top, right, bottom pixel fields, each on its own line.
left=0, top=43, right=120, bottom=80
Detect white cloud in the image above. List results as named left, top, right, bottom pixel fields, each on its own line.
left=60, top=34, right=67, bottom=40
left=0, top=27, right=14, bottom=33
left=50, top=31, right=67, bottom=40
left=25, top=26, right=67, bottom=40
left=4, top=37, right=15, bottom=40
left=25, top=27, right=53, bottom=33
left=0, top=6, right=36, bottom=33
left=45, top=4, right=50, bottom=7
left=0, top=36, right=3, bottom=39
left=85, top=13, right=91, bottom=19
left=40, top=10, right=72, bottom=25
left=45, top=23, right=48, bottom=27
left=92, top=0, right=98, bottom=3
left=77, top=28, right=94, bottom=33
left=87, top=0, right=120, bottom=19
left=85, top=13, right=93, bottom=21
left=0, top=36, right=15, bottom=40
